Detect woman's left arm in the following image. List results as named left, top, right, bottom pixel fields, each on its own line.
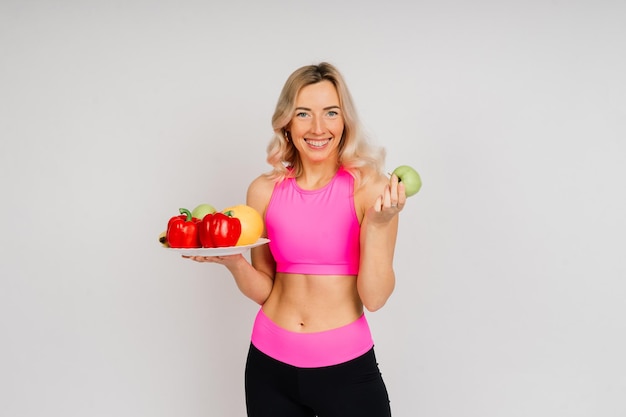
left=357, top=174, right=406, bottom=311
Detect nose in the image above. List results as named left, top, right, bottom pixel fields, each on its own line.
left=311, top=116, right=325, bottom=134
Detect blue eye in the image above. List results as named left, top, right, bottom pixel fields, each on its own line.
left=296, top=112, right=309, bottom=118
left=327, top=110, right=338, bottom=117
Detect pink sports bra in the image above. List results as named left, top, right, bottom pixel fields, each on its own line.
left=265, top=167, right=361, bottom=275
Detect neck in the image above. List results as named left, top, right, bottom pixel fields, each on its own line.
left=297, top=160, right=341, bottom=190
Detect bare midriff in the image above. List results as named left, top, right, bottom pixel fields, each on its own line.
left=261, top=273, right=363, bottom=333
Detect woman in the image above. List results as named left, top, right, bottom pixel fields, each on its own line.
left=190, top=62, right=406, bottom=417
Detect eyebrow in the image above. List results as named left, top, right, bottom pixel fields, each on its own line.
left=294, top=105, right=341, bottom=111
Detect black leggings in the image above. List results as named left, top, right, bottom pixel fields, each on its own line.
left=245, top=343, right=392, bottom=417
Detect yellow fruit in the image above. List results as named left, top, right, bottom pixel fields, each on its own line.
left=158, top=230, right=169, bottom=247
left=221, top=204, right=263, bottom=246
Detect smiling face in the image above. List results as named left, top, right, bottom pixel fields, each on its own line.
left=287, top=80, right=345, bottom=165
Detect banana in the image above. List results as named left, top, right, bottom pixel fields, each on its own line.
left=158, top=230, right=169, bottom=247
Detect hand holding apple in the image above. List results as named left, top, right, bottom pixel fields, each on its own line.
left=392, top=165, right=422, bottom=197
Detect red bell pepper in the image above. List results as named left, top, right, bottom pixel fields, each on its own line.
left=199, top=211, right=242, bottom=248
left=167, top=213, right=199, bottom=229
left=166, top=208, right=200, bottom=248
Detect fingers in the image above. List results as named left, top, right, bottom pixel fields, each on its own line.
left=182, top=255, right=220, bottom=263
left=374, top=194, right=383, bottom=212
left=384, top=174, right=406, bottom=211
left=182, top=254, right=241, bottom=264
left=370, top=174, right=410, bottom=216
left=382, top=183, right=393, bottom=208
left=389, top=175, right=398, bottom=208
left=395, top=177, right=407, bottom=209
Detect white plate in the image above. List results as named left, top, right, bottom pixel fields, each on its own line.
left=165, top=238, right=270, bottom=257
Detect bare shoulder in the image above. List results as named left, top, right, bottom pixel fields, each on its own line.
left=247, top=173, right=276, bottom=214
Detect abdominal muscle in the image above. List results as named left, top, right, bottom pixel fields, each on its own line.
left=261, top=273, right=363, bottom=333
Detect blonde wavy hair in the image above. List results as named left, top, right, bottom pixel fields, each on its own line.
left=265, top=62, right=385, bottom=188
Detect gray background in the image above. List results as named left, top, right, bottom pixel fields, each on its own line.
left=1, top=0, right=625, bottom=416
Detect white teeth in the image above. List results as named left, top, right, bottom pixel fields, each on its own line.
left=305, top=139, right=330, bottom=147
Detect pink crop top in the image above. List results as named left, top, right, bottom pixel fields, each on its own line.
left=265, top=167, right=361, bottom=275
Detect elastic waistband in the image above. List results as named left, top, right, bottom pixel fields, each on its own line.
left=250, top=308, right=374, bottom=368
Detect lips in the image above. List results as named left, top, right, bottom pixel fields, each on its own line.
left=304, top=138, right=331, bottom=148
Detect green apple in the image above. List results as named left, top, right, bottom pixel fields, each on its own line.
left=392, top=165, right=422, bottom=197
left=191, top=203, right=216, bottom=220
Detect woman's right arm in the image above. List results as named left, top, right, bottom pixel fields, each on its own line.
left=189, top=175, right=276, bottom=305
